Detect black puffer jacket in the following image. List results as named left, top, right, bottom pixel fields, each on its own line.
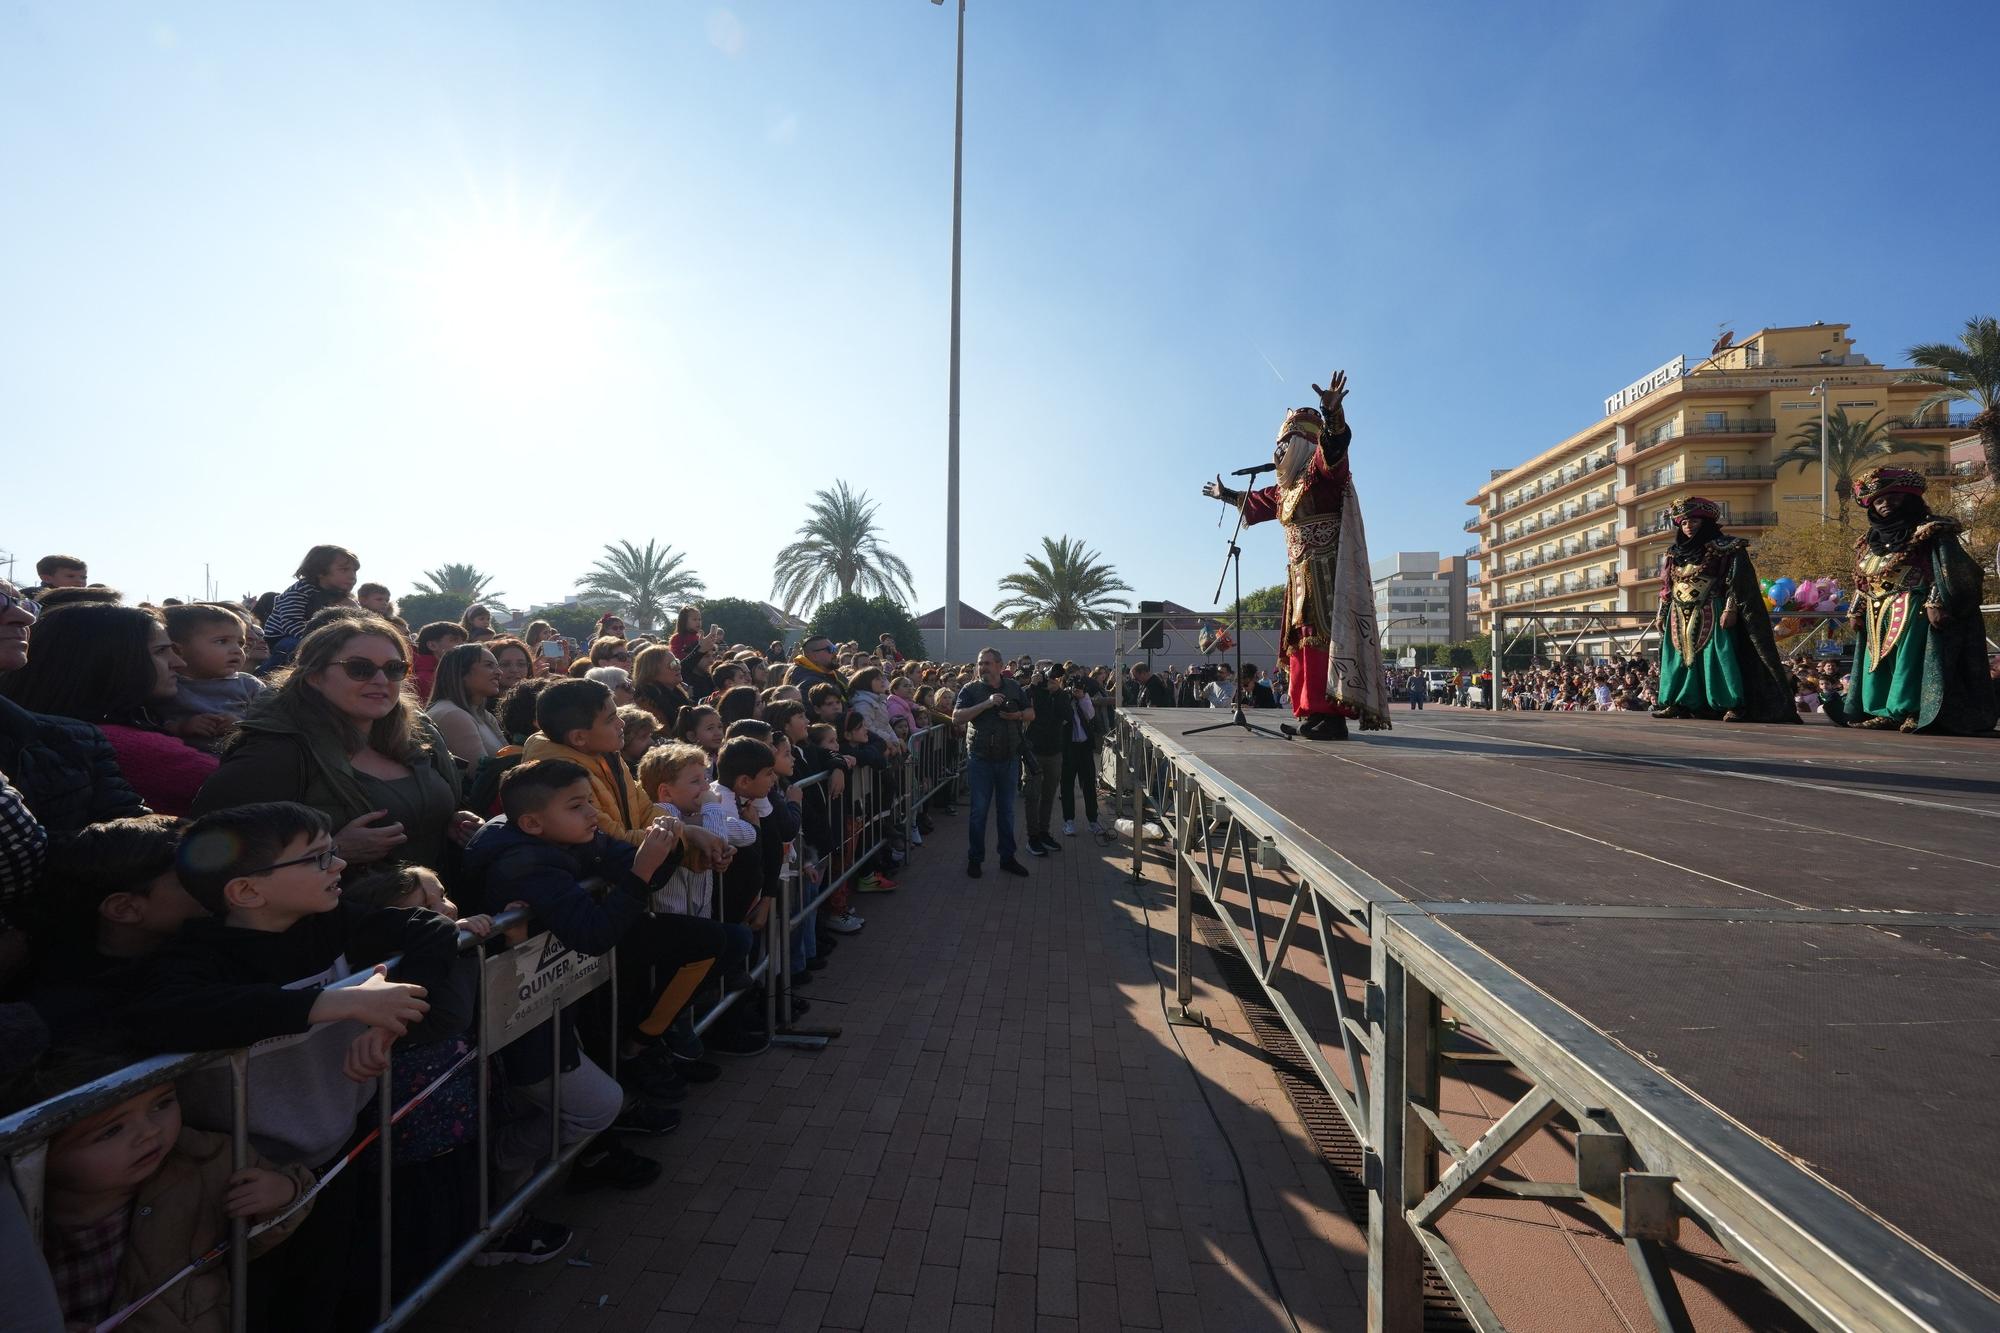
left=0, top=693, right=147, bottom=835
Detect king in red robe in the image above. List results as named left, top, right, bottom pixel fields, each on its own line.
left=1203, top=371, right=1391, bottom=739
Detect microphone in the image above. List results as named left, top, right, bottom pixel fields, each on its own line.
left=1230, top=462, right=1276, bottom=477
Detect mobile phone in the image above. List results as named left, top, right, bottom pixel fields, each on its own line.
left=539, top=640, right=565, bottom=658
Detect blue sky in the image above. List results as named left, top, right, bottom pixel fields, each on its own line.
left=4, top=2, right=1996, bottom=622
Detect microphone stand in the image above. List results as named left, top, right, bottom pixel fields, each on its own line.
left=1186, top=466, right=1289, bottom=741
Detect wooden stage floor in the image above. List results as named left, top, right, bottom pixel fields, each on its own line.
left=1129, top=706, right=2000, bottom=1304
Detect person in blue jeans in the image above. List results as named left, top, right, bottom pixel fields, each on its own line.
left=952, top=648, right=1035, bottom=879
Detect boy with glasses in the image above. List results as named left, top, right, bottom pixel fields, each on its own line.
left=127, top=800, right=466, bottom=1330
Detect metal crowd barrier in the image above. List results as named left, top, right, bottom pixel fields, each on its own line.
left=1112, top=711, right=2000, bottom=1333
left=0, top=724, right=966, bottom=1332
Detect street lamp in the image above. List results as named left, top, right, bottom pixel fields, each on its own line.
left=1809, top=380, right=1829, bottom=522
left=933, top=0, right=965, bottom=660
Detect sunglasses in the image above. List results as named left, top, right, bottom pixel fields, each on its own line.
left=0, top=590, right=40, bottom=617
left=334, top=657, right=410, bottom=682
left=608, top=652, right=632, bottom=662
left=247, top=844, right=341, bottom=876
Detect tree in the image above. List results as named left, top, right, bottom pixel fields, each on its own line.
left=1772, top=407, right=1940, bottom=528
left=992, top=536, right=1133, bottom=631
left=1906, top=315, right=2000, bottom=483
left=771, top=481, right=916, bottom=616
left=688, top=597, right=782, bottom=652
left=396, top=592, right=471, bottom=631
left=410, top=562, right=503, bottom=606
left=1228, top=584, right=1286, bottom=622
left=575, top=540, right=704, bottom=633
left=1749, top=518, right=1871, bottom=585
left=805, top=594, right=928, bottom=662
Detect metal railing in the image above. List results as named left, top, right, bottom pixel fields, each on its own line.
left=0, top=727, right=965, bottom=1331
left=1112, top=713, right=2000, bottom=1333
left=1686, top=417, right=1776, bottom=435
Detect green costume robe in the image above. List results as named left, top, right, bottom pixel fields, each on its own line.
left=1850, top=517, right=1998, bottom=734
left=1654, top=535, right=1797, bottom=722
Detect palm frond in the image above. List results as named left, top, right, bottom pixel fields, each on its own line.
left=770, top=481, right=916, bottom=616
left=992, top=536, right=1132, bottom=631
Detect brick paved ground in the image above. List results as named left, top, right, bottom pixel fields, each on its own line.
left=413, top=793, right=1366, bottom=1332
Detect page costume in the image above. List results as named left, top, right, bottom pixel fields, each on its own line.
left=1226, top=403, right=1390, bottom=737
left=1847, top=467, right=1998, bottom=735
left=1650, top=497, right=1797, bottom=723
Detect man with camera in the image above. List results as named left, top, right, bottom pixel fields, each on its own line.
left=1022, top=662, right=1071, bottom=856
left=952, top=648, right=1035, bottom=878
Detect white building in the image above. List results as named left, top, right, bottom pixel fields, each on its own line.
left=1371, top=552, right=1454, bottom=657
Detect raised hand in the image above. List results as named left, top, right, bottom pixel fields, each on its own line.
left=1311, top=370, right=1349, bottom=421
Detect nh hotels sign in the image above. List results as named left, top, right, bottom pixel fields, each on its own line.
left=1603, top=355, right=1686, bottom=417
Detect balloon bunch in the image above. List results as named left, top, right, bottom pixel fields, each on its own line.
left=1757, top=576, right=1850, bottom=638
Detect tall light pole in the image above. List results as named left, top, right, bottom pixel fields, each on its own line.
left=1810, top=380, right=1829, bottom=522
left=934, top=0, right=965, bottom=660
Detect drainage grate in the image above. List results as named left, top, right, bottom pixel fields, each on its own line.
left=1195, top=907, right=1474, bottom=1333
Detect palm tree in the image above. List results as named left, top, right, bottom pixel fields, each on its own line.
left=770, top=481, right=916, bottom=616
left=411, top=562, right=503, bottom=604
left=1905, top=315, right=2000, bottom=482
left=1772, top=408, right=1941, bottom=527
left=992, top=536, right=1133, bottom=630
left=575, top=540, right=704, bottom=632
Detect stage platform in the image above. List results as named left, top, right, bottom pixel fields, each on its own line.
left=1118, top=707, right=2000, bottom=1332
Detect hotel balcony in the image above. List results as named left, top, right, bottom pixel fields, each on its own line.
left=1488, top=453, right=1615, bottom=516
left=1615, top=418, right=1775, bottom=466
left=1463, top=515, right=1484, bottom=533
left=1888, top=414, right=1976, bottom=432
left=1635, top=465, right=1778, bottom=496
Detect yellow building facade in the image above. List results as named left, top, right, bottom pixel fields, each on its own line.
left=1467, top=323, right=1970, bottom=632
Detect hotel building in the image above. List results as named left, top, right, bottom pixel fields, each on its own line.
left=1467, top=323, right=1973, bottom=634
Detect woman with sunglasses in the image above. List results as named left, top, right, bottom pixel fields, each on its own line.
left=0, top=582, right=148, bottom=834
left=193, top=616, right=477, bottom=872
left=0, top=602, right=218, bottom=816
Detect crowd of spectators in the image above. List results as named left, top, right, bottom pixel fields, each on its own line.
left=0, top=546, right=1067, bottom=1332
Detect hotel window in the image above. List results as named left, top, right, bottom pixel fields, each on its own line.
left=1705, top=456, right=1727, bottom=477
left=1704, top=411, right=1727, bottom=429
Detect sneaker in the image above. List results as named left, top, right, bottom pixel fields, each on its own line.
left=663, top=1012, right=704, bottom=1061
left=909, top=827, right=923, bottom=846
left=790, top=966, right=815, bottom=987
left=707, top=1025, right=771, bottom=1057
left=568, top=1142, right=662, bottom=1192
left=966, top=861, right=983, bottom=879
left=612, top=1102, right=683, bottom=1136
left=999, top=859, right=1029, bottom=877
left=859, top=873, right=899, bottom=892
left=476, top=1215, right=574, bottom=1267
left=807, top=955, right=829, bottom=971
left=671, top=1056, right=722, bottom=1083
left=823, top=912, right=866, bottom=935
left=1062, top=820, right=1076, bottom=836
left=815, top=936, right=839, bottom=957
left=1087, top=820, right=1104, bottom=836
left=619, top=1060, right=688, bottom=1104
left=1024, top=837, right=1049, bottom=858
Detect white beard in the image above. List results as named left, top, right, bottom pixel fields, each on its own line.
left=1275, top=431, right=1315, bottom=487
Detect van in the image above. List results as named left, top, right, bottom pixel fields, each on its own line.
left=1422, top=667, right=1456, bottom=691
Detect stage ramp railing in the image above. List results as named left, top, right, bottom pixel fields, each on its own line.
left=1112, top=711, right=2000, bottom=1333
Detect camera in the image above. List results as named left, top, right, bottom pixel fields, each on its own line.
left=1186, top=664, right=1225, bottom=684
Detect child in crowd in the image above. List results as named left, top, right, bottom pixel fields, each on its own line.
left=410, top=622, right=467, bottom=704
left=129, top=801, right=466, bottom=1332
left=33, top=552, right=89, bottom=593
left=464, top=759, right=725, bottom=1120
left=711, top=736, right=795, bottom=1051
left=24, top=815, right=207, bottom=1045
left=259, top=545, right=360, bottom=669
left=672, top=703, right=725, bottom=770
left=465, top=677, right=554, bottom=816
left=163, top=604, right=266, bottom=745
left=338, top=864, right=502, bottom=1289
left=618, top=703, right=658, bottom=771
left=40, top=1075, right=315, bottom=1333
left=636, top=743, right=758, bottom=1044
left=521, top=680, right=661, bottom=847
